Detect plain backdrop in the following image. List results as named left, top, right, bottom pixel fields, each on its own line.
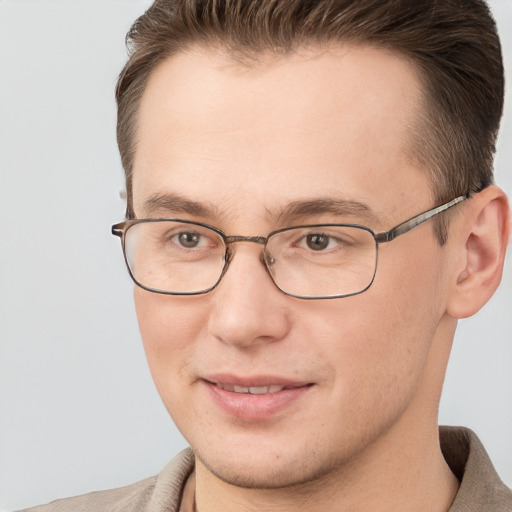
left=0, top=1, right=510, bottom=510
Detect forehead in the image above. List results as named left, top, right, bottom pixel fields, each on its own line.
left=132, top=45, right=429, bottom=226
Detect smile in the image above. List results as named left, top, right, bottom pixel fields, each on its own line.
left=205, top=378, right=313, bottom=420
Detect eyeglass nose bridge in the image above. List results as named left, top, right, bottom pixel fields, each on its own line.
left=220, top=234, right=275, bottom=284
left=225, top=235, right=267, bottom=245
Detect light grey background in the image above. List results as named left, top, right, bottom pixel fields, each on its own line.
left=0, top=1, right=510, bottom=510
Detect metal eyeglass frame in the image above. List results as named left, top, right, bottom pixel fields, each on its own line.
left=111, top=194, right=469, bottom=299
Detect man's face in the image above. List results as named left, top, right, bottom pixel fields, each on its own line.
left=132, top=46, right=454, bottom=487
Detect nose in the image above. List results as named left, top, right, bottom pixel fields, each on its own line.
left=207, top=244, right=291, bottom=349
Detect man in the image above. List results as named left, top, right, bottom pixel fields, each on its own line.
left=23, top=0, right=511, bottom=511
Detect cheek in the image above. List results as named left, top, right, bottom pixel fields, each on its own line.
left=134, top=288, right=208, bottom=399
left=305, top=298, right=421, bottom=398
left=359, top=249, right=446, bottom=386
left=314, top=251, right=445, bottom=409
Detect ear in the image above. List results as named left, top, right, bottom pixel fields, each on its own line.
left=446, top=185, right=510, bottom=319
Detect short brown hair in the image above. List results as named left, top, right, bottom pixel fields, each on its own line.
left=116, top=0, right=504, bottom=242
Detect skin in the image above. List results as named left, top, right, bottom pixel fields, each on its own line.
left=131, top=45, right=509, bottom=511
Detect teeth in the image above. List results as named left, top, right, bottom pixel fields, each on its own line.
left=217, top=383, right=285, bottom=394
left=249, top=386, right=272, bottom=394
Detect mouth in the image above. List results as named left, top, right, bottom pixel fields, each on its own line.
left=203, top=376, right=313, bottom=420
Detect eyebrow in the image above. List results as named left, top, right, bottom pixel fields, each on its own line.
left=140, top=192, right=379, bottom=227
left=141, top=192, right=220, bottom=218
left=270, top=197, right=380, bottom=226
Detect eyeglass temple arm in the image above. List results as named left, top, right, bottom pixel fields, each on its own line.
left=374, top=194, right=469, bottom=244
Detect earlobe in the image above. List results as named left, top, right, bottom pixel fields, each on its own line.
left=447, top=186, right=510, bottom=319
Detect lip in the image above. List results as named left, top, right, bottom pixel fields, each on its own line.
left=202, top=374, right=313, bottom=421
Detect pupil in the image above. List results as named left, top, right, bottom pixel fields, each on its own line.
left=307, top=234, right=328, bottom=251
left=179, top=232, right=199, bottom=248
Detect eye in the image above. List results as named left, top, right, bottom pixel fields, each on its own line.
left=304, top=233, right=337, bottom=251
left=172, top=231, right=206, bottom=249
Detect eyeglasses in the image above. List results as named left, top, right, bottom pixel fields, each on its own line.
left=111, top=195, right=468, bottom=299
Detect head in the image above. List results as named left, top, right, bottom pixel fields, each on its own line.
left=113, top=0, right=509, bottom=499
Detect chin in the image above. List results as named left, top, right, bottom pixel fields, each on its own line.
left=193, top=437, right=349, bottom=490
